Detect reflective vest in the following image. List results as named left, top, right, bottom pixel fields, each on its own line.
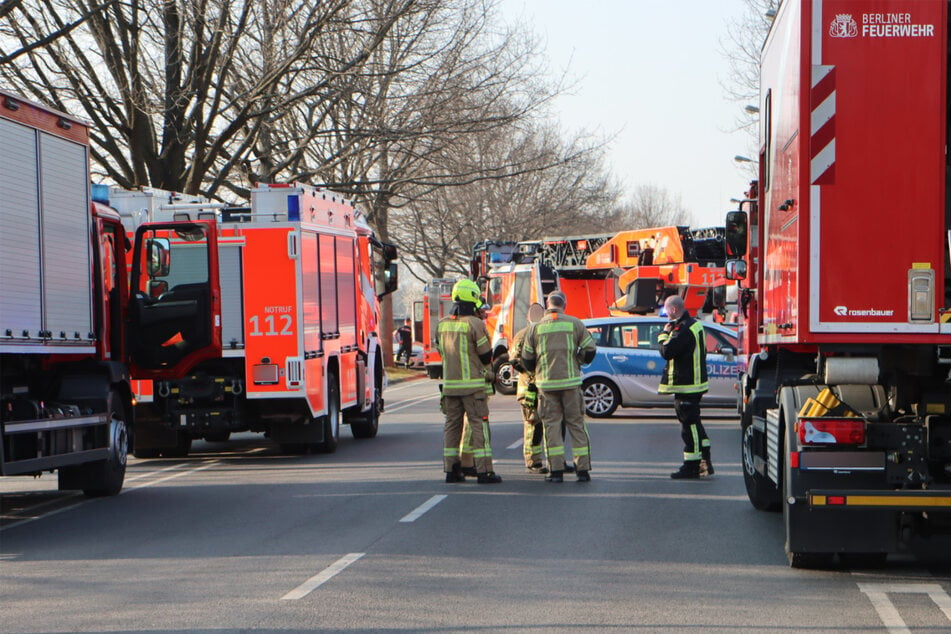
left=522, top=311, right=595, bottom=391
left=437, top=315, right=491, bottom=395
left=657, top=314, right=709, bottom=395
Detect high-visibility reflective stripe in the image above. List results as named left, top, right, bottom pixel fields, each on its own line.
left=548, top=445, right=565, bottom=457
left=443, top=378, right=485, bottom=389
left=538, top=377, right=583, bottom=389
left=444, top=448, right=460, bottom=457
left=658, top=320, right=707, bottom=393
left=659, top=382, right=709, bottom=394
left=690, top=321, right=704, bottom=384
left=684, top=423, right=702, bottom=460
left=536, top=321, right=575, bottom=335
left=573, top=445, right=590, bottom=456
left=439, top=319, right=474, bottom=384
left=536, top=321, right=582, bottom=384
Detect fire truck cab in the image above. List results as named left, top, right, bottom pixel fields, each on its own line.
left=116, top=183, right=398, bottom=456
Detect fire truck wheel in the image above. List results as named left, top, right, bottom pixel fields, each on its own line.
left=582, top=377, right=619, bottom=417
left=316, top=375, right=340, bottom=453
left=493, top=355, right=517, bottom=395
left=351, top=375, right=382, bottom=439
left=80, top=391, right=128, bottom=497
left=741, top=412, right=781, bottom=511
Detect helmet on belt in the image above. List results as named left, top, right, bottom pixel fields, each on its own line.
left=451, top=279, right=483, bottom=308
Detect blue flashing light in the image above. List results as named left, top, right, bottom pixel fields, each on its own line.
left=287, top=194, right=300, bottom=221
left=91, top=183, right=110, bottom=205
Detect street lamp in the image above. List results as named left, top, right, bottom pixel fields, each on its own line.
left=744, top=104, right=760, bottom=114
left=734, top=155, right=755, bottom=164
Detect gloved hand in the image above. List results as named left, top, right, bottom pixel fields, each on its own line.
left=484, top=368, right=496, bottom=383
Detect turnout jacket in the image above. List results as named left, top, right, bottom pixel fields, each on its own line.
left=657, top=311, right=709, bottom=395
left=437, top=314, right=492, bottom=396
left=521, top=309, right=596, bottom=391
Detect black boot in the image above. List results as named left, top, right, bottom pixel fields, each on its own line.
left=445, top=464, right=466, bottom=483
left=670, top=461, right=701, bottom=479
left=477, top=471, right=502, bottom=484
left=461, top=466, right=478, bottom=477
left=545, top=470, right=564, bottom=483
left=576, top=470, right=591, bottom=482
left=701, top=450, right=715, bottom=476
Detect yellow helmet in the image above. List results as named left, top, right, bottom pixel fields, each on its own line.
left=451, top=279, right=483, bottom=308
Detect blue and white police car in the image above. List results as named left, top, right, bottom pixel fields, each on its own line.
left=581, top=316, right=739, bottom=417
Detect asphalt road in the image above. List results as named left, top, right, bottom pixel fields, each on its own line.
left=2, top=373, right=951, bottom=633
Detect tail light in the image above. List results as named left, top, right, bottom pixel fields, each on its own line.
left=797, top=417, right=866, bottom=445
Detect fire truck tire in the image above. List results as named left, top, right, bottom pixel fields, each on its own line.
left=741, top=412, right=781, bottom=511
left=582, top=377, right=619, bottom=417
left=493, top=355, right=517, bottom=395
left=316, top=375, right=340, bottom=453
left=351, top=374, right=382, bottom=439
left=79, top=391, right=128, bottom=497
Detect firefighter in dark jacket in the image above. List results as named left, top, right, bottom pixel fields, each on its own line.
left=437, top=279, right=502, bottom=484
left=657, top=295, right=714, bottom=479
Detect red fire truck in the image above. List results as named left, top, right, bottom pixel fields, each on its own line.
left=0, top=91, right=131, bottom=495
left=114, top=183, right=398, bottom=457
left=728, top=0, right=951, bottom=566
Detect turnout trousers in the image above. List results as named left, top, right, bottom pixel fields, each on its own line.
left=538, top=387, right=590, bottom=472
left=521, top=405, right=544, bottom=467
left=674, top=393, right=710, bottom=462
left=443, top=392, right=495, bottom=474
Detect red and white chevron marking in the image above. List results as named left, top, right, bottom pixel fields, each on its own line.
left=811, top=64, right=836, bottom=185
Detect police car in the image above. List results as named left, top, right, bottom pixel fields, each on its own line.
left=581, top=316, right=739, bottom=417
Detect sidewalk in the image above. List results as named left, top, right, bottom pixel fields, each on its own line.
left=386, top=367, right=428, bottom=384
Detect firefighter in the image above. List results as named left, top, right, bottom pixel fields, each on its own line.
left=520, top=291, right=596, bottom=483
left=438, top=280, right=502, bottom=484
left=657, top=294, right=714, bottom=479
left=511, top=303, right=546, bottom=473
left=459, top=297, right=491, bottom=476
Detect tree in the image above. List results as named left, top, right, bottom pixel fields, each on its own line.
left=392, top=121, right=624, bottom=282
left=718, top=0, right=778, bottom=143
left=0, top=0, right=410, bottom=196
left=614, top=184, right=692, bottom=231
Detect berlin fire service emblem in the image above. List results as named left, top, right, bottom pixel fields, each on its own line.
left=829, top=14, right=858, bottom=38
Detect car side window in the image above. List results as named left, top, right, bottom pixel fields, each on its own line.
left=705, top=329, right=736, bottom=354
left=587, top=326, right=605, bottom=346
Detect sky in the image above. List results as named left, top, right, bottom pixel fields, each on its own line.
left=497, top=0, right=758, bottom=228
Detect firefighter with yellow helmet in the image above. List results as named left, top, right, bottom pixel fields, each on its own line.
left=437, top=279, right=502, bottom=484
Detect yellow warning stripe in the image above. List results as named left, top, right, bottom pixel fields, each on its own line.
left=811, top=494, right=951, bottom=508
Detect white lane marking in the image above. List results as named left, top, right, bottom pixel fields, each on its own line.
left=400, top=494, right=447, bottom=523
left=1, top=459, right=223, bottom=533
left=506, top=438, right=523, bottom=450
left=384, top=393, right=440, bottom=414
left=124, top=462, right=188, bottom=483
left=858, top=583, right=951, bottom=633
left=281, top=553, right=365, bottom=600
left=1, top=499, right=88, bottom=533
left=124, top=460, right=220, bottom=491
